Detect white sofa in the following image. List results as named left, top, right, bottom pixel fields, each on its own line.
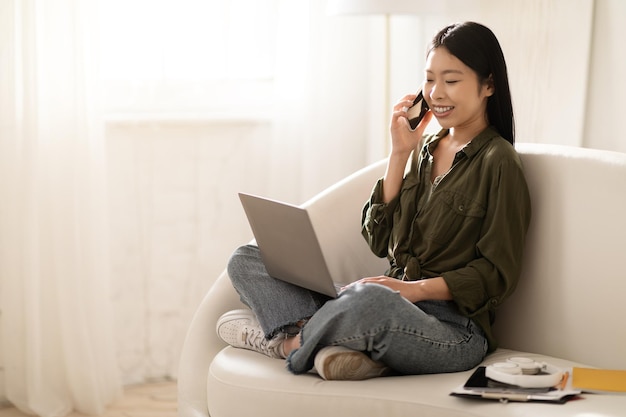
left=178, top=143, right=626, bottom=417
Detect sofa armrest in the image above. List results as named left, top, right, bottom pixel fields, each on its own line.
left=177, top=158, right=389, bottom=417
left=177, top=272, right=245, bottom=417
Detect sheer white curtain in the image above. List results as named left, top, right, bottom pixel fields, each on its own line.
left=102, top=0, right=380, bottom=385
left=0, top=1, right=121, bottom=416
left=268, top=1, right=378, bottom=204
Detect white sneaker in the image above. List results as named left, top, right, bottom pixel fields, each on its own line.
left=314, top=346, right=390, bottom=380
left=216, top=309, right=285, bottom=359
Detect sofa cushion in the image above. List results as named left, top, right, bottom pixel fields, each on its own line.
left=207, top=347, right=624, bottom=417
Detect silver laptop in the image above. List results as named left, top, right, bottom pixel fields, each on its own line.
left=238, top=192, right=340, bottom=298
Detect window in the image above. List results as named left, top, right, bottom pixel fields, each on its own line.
left=99, top=0, right=279, bottom=119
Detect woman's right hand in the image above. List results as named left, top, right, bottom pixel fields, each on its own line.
left=389, top=95, right=433, bottom=156
left=381, top=95, right=433, bottom=203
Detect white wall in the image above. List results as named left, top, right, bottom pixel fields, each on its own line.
left=584, top=0, right=626, bottom=152
left=387, top=0, right=595, bottom=147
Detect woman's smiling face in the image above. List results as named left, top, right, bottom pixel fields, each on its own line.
left=423, top=47, right=494, bottom=133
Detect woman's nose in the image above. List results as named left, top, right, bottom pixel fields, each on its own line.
left=429, top=83, right=443, bottom=101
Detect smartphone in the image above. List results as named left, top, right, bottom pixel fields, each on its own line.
left=407, top=90, right=429, bottom=130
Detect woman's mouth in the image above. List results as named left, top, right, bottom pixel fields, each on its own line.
left=432, top=106, right=454, bottom=116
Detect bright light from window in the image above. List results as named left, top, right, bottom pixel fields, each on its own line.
left=98, top=0, right=279, bottom=118
left=100, top=0, right=276, bottom=81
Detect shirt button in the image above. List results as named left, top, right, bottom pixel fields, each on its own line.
left=458, top=205, right=464, bottom=212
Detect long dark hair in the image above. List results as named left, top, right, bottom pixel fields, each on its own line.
left=428, top=22, right=515, bottom=145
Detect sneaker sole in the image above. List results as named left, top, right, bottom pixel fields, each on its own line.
left=314, top=346, right=390, bottom=381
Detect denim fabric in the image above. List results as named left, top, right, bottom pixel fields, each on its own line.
left=227, top=244, right=488, bottom=375
left=227, top=244, right=331, bottom=338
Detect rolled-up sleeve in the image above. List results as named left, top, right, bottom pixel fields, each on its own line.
left=361, top=178, right=401, bottom=258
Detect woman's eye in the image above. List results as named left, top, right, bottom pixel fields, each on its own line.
left=445, top=80, right=459, bottom=84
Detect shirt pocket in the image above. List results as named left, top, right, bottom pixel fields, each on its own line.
left=427, top=190, right=486, bottom=247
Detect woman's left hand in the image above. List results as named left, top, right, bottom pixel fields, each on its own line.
left=341, top=276, right=409, bottom=296
left=341, top=275, right=452, bottom=304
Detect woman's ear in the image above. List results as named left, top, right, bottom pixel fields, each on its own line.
left=484, top=74, right=495, bottom=97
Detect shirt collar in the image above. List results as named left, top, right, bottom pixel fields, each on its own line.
left=426, top=126, right=501, bottom=160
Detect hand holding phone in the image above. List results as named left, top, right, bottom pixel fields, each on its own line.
left=406, top=90, right=429, bottom=130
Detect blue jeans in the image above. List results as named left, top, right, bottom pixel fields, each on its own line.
left=227, top=244, right=488, bottom=375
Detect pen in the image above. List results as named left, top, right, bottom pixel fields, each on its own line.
left=557, top=371, right=570, bottom=391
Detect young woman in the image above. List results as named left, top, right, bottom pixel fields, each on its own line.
left=217, top=21, right=531, bottom=380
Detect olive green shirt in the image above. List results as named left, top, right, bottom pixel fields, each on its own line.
left=361, top=126, right=531, bottom=351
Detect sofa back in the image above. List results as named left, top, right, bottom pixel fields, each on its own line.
left=306, top=143, right=626, bottom=370
left=494, top=143, right=626, bottom=369
left=304, top=159, right=389, bottom=286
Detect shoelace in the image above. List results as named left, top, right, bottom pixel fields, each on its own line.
left=242, top=326, right=284, bottom=358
